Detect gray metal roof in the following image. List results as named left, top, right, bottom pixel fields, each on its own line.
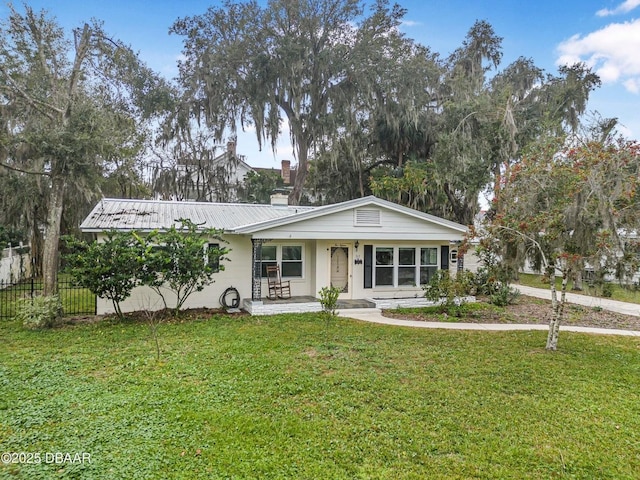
left=80, top=198, right=316, bottom=232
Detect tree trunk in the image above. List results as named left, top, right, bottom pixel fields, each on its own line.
left=290, top=138, right=309, bottom=206
left=546, top=265, right=569, bottom=351
left=573, top=269, right=583, bottom=291
left=42, top=174, right=65, bottom=296
left=546, top=266, right=558, bottom=350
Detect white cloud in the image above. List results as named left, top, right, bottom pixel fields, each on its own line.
left=556, top=18, right=640, bottom=92
left=401, top=20, right=422, bottom=27
left=597, top=0, right=640, bottom=17
left=624, top=78, right=640, bottom=93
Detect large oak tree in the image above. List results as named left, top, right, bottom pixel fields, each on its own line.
left=172, top=0, right=421, bottom=205
left=0, top=5, right=170, bottom=295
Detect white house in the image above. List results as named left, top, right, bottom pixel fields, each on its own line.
left=80, top=195, right=469, bottom=315
left=155, top=140, right=255, bottom=202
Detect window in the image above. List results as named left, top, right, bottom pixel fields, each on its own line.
left=281, top=246, right=302, bottom=277
left=261, top=244, right=303, bottom=278
left=398, top=248, right=416, bottom=286
left=420, top=248, right=438, bottom=285
left=375, top=247, right=394, bottom=286
left=207, top=243, right=221, bottom=272
left=372, top=246, right=440, bottom=287
left=260, top=245, right=278, bottom=277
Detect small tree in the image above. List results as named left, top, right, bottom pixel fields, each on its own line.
left=485, top=135, right=640, bottom=350
left=64, top=231, right=142, bottom=318
left=135, top=219, right=229, bottom=316
left=319, top=286, right=341, bottom=343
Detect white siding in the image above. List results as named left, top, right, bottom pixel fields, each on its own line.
left=251, top=206, right=465, bottom=240
left=97, top=235, right=254, bottom=315
left=258, top=240, right=315, bottom=297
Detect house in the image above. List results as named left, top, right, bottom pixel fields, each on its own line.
left=80, top=195, right=469, bottom=315
left=253, top=160, right=296, bottom=187
left=153, top=140, right=255, bottom=202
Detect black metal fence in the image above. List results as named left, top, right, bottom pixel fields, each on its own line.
left=0, top=277, right=96, bottom=320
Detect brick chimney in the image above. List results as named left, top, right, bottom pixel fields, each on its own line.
left=281, top=160, right=291, bottom=184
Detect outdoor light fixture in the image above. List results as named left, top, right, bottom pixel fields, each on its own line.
left=354, top=240, right=359, bottom=250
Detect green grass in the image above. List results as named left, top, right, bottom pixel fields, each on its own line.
left=1, top=313, right=639, bottom=479
left=0, top=274, right=95, bottom=318
left=517, top=273, right=640, bottom=304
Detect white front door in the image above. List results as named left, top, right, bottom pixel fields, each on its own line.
left=330, top=245, right=351, bottom=299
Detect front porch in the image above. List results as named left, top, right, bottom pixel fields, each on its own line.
left=242, top=295, right=436, bottom=316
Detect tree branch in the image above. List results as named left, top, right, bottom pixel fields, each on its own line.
left=491, top=224, right=560, bottom=274
left=0, top=69, right=63, bottom=120
left=0, top=160, right=50, bottom=177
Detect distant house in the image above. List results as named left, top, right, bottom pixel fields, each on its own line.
left=154, top=140, right=255, bottom=202
left=253, top=159, right=296, bottom=187
left=253, top=160, right=322, bottom=203
left=80, top=195, right=468, bottom=315
left=0, top=245, right=31, bottom=285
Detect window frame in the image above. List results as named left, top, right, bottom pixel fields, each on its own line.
left=261, top=243, right=304, bottom=279
left=419, top=247, right=438, bottom=286
left=398, top=247, right=417, bottom=286
left=206, top=242, right=222, bottom=273
left=373, top=246, right=440, bottom=288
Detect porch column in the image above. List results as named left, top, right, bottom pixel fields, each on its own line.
left=251, top=238, right=266, bottom=300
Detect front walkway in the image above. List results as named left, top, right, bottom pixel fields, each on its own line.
left=513, top=285, right=640, bottom=317
left=337, top=308, right=640, bottom=336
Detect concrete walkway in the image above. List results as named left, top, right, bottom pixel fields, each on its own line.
left=513, top=284, right=640, bottom=317
left=336, top=288, right=640, bottom=338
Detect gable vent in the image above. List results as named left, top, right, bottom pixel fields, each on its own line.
left=354, top=208, right=381, bottom=226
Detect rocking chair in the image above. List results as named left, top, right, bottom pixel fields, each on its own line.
left=266, top=265, right=291, bottom=300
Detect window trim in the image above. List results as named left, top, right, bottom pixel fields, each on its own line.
left=261, top=243, right=304, bottom=279
left=373, top=245, right=440, bottom=288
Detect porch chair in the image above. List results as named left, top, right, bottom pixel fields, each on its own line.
left=266, top=265, right=291, bottom=300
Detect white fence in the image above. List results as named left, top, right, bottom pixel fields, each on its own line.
left=0, top=246, right=32, bottom=285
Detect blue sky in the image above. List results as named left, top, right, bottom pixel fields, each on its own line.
left=2, top=0, right=639, bottom=169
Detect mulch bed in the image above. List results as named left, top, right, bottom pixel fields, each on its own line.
left=60, top=307, right=248, bottom=326
left=383, top=295, right=640, bottom=331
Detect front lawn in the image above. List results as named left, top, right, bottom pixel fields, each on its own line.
left=1, top=313, right=639, bottom=479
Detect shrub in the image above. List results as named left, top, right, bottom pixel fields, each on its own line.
left=135, top=219, right=229, bottom=316
left=489, top=283, right=520, bottom=307
left=319, top=286, right=341, bottom=343
left=16, top=295, right=62, bottom=330
left=601, top=282, right=613, bottom=298
left=423, top=271, right=473, bottom=314
left=64, top=231, right=143, bottom=319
